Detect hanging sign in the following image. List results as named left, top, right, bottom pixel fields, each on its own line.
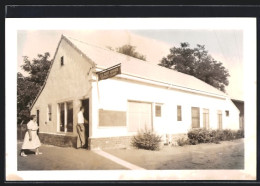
left=97, top=63, right=121, bottom=81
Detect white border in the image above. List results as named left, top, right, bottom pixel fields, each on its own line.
left=6, top=18, right=256, bottom=181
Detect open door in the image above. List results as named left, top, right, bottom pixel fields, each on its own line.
left=81, top=99, right=89, bottom=149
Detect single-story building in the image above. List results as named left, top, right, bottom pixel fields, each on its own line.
left=30, top=35, right=240, bottom=149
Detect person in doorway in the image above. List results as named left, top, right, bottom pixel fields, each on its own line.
left=77, top=106, right=88, bottom=149
left=20, top=115, right=42, bottom=157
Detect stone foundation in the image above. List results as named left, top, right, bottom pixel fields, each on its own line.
left=88, top=136, right=133, bottom=150
left=38, top=133, right=189, bottom=149
left=38, top=133, right=77, bottom=148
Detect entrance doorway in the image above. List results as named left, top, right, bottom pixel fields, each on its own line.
left=81, top=99, right=89, bottom=148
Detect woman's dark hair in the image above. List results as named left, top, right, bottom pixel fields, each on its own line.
left=30, top=115, right=36, bottom=120
left=80, top=106, right=84, bottom=110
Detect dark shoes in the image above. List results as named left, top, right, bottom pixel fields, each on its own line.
left=77, top=145, right=87, bottom=149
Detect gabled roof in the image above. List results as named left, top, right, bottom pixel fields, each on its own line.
left=65, top=35, right=227, bottom=97
left=30, top=34, right=228, bottom=110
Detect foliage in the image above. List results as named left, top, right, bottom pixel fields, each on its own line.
left=107, top=45, right=146, bottom=61
left=187, top=128, right=244, bottom=145
left=236, top=129, right=244, bottom=138
left=131, top=129, right=162, bottom=150
left=177, top=137, right=190, bottom=146
left=17, top=52, right=52, bottom=124
left=159, top=42, right=230, bottom=92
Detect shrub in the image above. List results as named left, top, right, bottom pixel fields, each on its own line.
left=223, top=129, right=234, bottom=141
left=236, top=129, right=244, bottom=139
left=131, top=129, right=162, bottom=151
left=215, top=130, right=224, bottom=141
left=189, top=138, right=199, bottom=145
left=187, top=128, right=244, bottom=145
left=188, top=128, right=213, bottom=144
left=187, top=129, right=200, bottom=140
left=231, top=130, right=238, bottom=140
left=177, top=137, right=190, bottom=146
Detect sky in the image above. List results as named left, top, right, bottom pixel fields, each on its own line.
left=17, top=29, right=243, bottom=100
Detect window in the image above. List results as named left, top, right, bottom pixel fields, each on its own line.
left=203, top=109, right=209, bottom=129
left=191, top=107, right=200, bottom=128
left=58, top=101, right=73, bottom=132
left=218, top=110, right=223, bottom=130
left=47, top=104, right=52, bottom=121
left=225, top=110, right=229, bottom=117
left=155, top=105, right=161, bottom=117
left=177, top=105, right=182, bottom=121
left=61, top=56, right=64, bottom=66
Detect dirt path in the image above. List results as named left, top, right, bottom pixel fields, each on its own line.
left=104, top=139, right=244, bottom=169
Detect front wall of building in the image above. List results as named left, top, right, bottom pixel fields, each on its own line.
left=91, top=76, right=240, bottom=140
left=31, top=39, right=93, bottom=136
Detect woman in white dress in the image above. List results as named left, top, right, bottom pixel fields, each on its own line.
left=20, top=115, right=42, bottom=157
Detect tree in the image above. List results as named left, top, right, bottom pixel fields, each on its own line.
left=17, top=52, right=52, bottom=124
left=159, top=42, right=230, bottom=92
left=114, top=44, right=146, bottom=61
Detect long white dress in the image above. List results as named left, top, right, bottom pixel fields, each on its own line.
left=21, top=120, right=41, bottom=150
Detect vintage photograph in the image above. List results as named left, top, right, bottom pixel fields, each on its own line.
left=6, top=18, right=256, bottom=180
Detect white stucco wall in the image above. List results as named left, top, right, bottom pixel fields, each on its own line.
left=31, top=38, right=93, bottom=135
left=90, top=75, right=240, bottom=139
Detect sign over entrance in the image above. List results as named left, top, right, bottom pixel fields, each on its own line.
left=97, top=63, right=121, bottom=81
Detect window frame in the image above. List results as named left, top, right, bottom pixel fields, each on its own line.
left=218, top=110, right=223, bottom=130
left=203, top=108, right=209, bottom=129
left=57, top=101, right=73, bottom=133
left=155, top=104, right=162, bottom=117
left=191, top=107, right=200, bottom=129
left=177, top=105, right=182, bottom=121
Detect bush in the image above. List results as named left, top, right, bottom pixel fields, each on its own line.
left=189, top=138, right=199, bottom=145
left=223, top=129, right=234, bottom=140
left=236, top=129, right=244, bottom=138
left=188, top=128, right=213, bottom=144
left=215, top=130, right=224, bottom=141
left=177, top=137, right=190, bottom=146
left=187, top=128, right=244, bottom=145
left=131, top=129, right=162, bottom=151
